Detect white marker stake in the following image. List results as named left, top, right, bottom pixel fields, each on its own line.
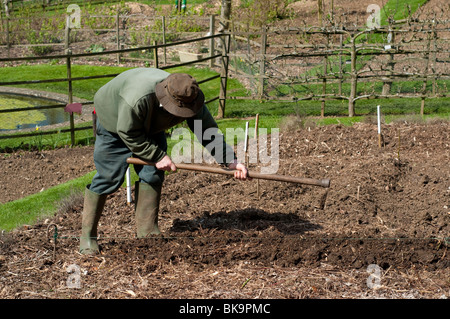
left=377, top=105, right=381, bottom=148
left=126, top=167, right=131, bottom=205
left=244, top=122, right=249, bottom=152
left=244, top=121, right=249, bottom=164
left=254, top=114, right=260, bottom=198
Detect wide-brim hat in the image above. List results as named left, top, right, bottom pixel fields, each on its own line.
left=155, top=73, right=204, bottom=118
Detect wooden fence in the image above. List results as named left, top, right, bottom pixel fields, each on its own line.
left=226, top=8, right=450, bottom=117
left=0, top=6, right=215, bottom=60
left=0, top=2, right=449, bottom=147
left=0, top=32, right=230, bottom=144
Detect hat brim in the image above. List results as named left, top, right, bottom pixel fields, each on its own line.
left=155, top=78, right=204, bottom=118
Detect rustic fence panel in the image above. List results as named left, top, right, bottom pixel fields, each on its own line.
left=0, top=32, right=230, bottom=144
left=226, top=6, right=450, bottom=117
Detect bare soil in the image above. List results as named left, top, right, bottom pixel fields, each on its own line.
left=0, top=146, right=95, bottom=203
left=0, top=0, right=448, bottom=302
left=0, top=121, right=449, bottom=299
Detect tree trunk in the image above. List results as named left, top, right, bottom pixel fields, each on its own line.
left=317, top=0, right=323, bottom=26
left=219, top=0, right=232, bottom=33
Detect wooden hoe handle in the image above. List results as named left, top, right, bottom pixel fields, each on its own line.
left=126, top=157, right=330, bottom=188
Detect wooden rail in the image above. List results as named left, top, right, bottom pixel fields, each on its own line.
left=0, top=31, right=231, bottom=144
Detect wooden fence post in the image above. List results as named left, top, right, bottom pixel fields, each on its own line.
left=116, top=10, right=120, bottom=64
left=258, top=25, right=267, bottom=99
left=209, top=14, right=215, bottom=68
left=153, top=40, right=158, bottom=68
left=63, top=15, right=76, bottom=145
left=420, top=23, right=434, bottom=117
left=348, top=35, right=357, bottom=117
left=66, top=49, right=75, bottom=146
left=162, top=16, right=167, bottom=65
left=5, top=13, right=10, bottom=58
left=321, top=33, right=329, bottom=117
left=218, top=34, right=230, bottom=119
left=3, top=0, right=9, bottom=16
left=382, top=27, right=395, bottom=96
left=431, top=18, right=437, bottom=95
left=3, top=0, right=11, bottom=57
left=231, top=20, right=237, bottom=74
left=65, top=15, right=71, bottom=49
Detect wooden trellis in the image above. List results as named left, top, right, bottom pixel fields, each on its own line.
left=226, top=7, right=450, bottom=117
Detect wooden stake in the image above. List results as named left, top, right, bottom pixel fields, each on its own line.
left=377, top=105, right=382, bottom=148
left=255, top=114, right=260, bottom=198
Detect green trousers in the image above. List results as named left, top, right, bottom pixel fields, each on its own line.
left=89, top=120, right=167, bottom=195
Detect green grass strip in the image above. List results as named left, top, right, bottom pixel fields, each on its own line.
left=0, top=171, right=95, bottom=232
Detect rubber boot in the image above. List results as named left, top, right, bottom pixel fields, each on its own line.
left=135, top=182, right=162, bottom=237
left=79, top=186, right=107, bottom=255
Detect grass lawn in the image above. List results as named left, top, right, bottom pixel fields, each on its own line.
left=0, top=172, right=96, bottom=232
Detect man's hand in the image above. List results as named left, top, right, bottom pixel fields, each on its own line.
left=228, top=160, right=249, bottom=180
left=155, top=155, right=177, bottom=172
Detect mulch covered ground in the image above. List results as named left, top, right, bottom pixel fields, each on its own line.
left=0, top=120, right=448, bottom=299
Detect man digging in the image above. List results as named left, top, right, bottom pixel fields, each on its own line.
left=80, top=68, right=249, bottom=255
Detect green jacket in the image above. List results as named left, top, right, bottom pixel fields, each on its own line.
left=94, top=68, right=235, bottom=165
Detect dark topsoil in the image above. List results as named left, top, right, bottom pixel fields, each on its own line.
left=0, top=120, right=448, bottom=299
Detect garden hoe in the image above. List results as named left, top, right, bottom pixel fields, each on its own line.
left=126, top=157, right=330, bottom=188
